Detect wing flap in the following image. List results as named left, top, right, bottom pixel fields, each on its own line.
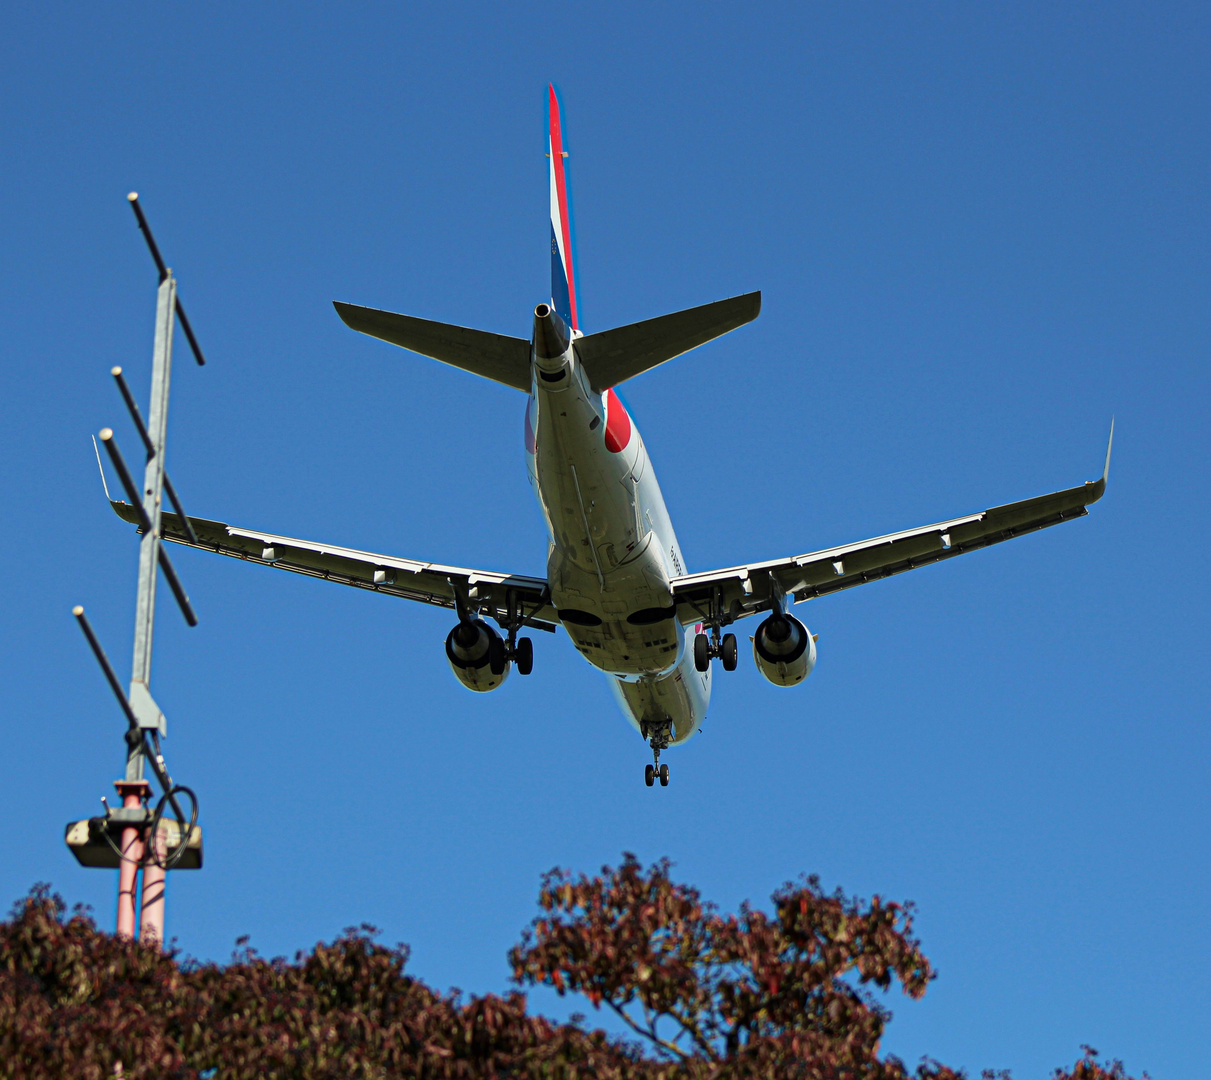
left=110, top=501, right=557, bottom=630
left=575, top=292, right=761, bottom=392
left=333, top=302, right=533, bottom=392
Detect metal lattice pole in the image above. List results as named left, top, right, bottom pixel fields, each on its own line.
left=69, top=195, right=205, bottom=945
left=126, top=273, right=175, bottom=782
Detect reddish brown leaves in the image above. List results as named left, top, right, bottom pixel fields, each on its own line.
left=0, top=885, right=636, bottom=1079
left=1051, top=1046, right=1140, bottom=1080
left=0, top=874, right=1145, bottom=1080
left=508, top=854, right=938, bottom=1075
left=508, top=855, right=1144, bottom=1080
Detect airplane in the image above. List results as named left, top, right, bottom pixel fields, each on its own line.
left=111, top=85, right=1112, bottom=787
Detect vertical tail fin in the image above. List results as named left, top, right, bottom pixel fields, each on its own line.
left=548, top=84, right=578, bottom=333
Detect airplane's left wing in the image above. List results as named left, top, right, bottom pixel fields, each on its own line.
left=671, top=426, right=1112, bottom=626
left=110, top=501, right=558, bottom=631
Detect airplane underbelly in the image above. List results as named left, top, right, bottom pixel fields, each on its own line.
left=609, top=627, right=710, bottom=746
left=569, top=614, right=682, bottom=675
left=550, top=534, right=680, bottom=676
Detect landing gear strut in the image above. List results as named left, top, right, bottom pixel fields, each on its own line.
left=492, top=588, right=535, bottom=675
left=691, top=585, right=738, bottom=673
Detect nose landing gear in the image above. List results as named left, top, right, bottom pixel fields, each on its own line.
left=641, top=719, right=672, bottom=787
left=644, top=761, right=669, bottom=787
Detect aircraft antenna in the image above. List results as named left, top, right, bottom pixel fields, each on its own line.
left=65, top=193, right=208, bottom=944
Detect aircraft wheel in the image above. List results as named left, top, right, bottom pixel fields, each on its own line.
left=645, top=764, right=655, bottom=787
left=488, top=636, right=507, bottom=675
left=693, top=633, right=710, bottom=672
left=659, top=763, right=669, bottom=786
left=720, top=633, right=738, bottom=671
left=515, top=636, right=533, bottom=675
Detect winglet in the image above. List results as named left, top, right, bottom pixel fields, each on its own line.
left=91, top=435, right=112, bottom=502
left=1085, top=417, right=1114, bottom=503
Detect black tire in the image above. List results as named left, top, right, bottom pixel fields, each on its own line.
left=659, top=763, right=669, bottom=786
left=720, top=633, right=738, bottom=671
left=488, top=636, right=507, bottom=675
left=515, top=636, right=533, bottom=675
left=693, top=633, right=710, bottom=672
left=645, top=764, right=655, bottom=787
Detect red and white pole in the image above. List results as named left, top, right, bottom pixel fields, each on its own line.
left=114, top=779, right=151, bottom=938
left=141, top=824, right=167, bottom=944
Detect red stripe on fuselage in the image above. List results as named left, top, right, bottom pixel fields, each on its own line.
left=548, top=85, right=577, bottom=331
left=604, top=389, right=631, bottom=453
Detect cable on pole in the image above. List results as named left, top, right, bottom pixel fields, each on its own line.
left=149, top=786, right=198, bottom=870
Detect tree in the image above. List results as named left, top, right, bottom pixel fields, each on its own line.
left=509, top=855, right=1143, bottom=1080
left=0, top=886, right=633, bottom=1079
left=0, top=861, right=1142, bottom=1079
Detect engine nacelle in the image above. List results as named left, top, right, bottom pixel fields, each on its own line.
left=752, top=611, right=816, bottom=687
left=445, top=619, right=510, bottom=692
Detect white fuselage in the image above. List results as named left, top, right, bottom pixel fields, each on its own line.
left=525, top=334, right=710, bottom=746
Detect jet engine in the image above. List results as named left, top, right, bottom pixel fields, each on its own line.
left=752, top=611, right=816, bottom=687
left=445, top=619, right=510, bottom=692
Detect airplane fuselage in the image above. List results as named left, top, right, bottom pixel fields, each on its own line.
left=525, top=308, right=710, bottom=746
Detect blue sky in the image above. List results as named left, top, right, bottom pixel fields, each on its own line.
left=1, top=3, right=1207, bottom=1076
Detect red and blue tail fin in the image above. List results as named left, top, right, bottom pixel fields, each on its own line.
left=548, top=84, right=578, bottom=333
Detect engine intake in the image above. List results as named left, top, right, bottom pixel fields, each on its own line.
left=445, top=619, right=509, bottom=692
left=752, top=611, right=816, bottom=687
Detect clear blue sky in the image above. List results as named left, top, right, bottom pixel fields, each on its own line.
left=2, top=4, right=1207, bottom=1076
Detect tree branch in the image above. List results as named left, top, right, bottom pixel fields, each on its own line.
left=606, top=1000, right=689, bottom=1061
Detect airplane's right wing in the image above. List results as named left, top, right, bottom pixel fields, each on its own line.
left=110, top=501, right=558, bottom=631
left=672, top=424, right=1113, bottom=626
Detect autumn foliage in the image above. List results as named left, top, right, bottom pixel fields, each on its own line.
left=0, top=857, right=1140, bottom=1079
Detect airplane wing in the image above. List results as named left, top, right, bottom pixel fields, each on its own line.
left=671, top=426, right=1113, bottom=626
left=109, top=501, right=558, bottom=632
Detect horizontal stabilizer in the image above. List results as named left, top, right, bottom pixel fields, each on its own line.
left=575, top=291, right=761, bottom=392
left=334, top=302, right=532, bottom=392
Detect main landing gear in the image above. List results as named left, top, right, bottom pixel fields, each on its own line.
left=489, top=634, right=533, bottom=675
left=640, top=719, right=672, bottom=788
left=690, top=584, right=739, bottom=673
left=694, top=630, right=737, bottom=672
left=487, top=587, right=535, bottom=676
